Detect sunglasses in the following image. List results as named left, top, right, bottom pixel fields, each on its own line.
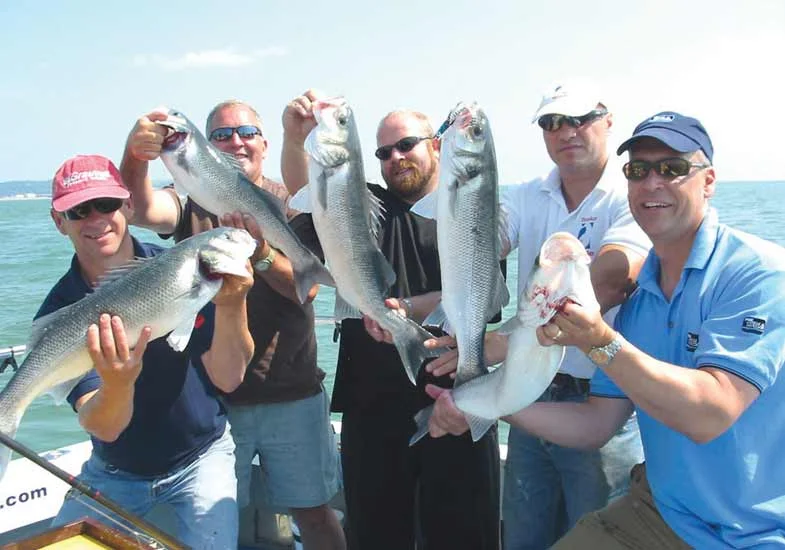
left=63, top=198, right=124, bottom=221
left=374, top=136, right=432, bottom=161
left=623, top=158, right=711, bottom=181
left=208, top=125, right=263, bottom=142
left=537, top=109, right=608, bottom=132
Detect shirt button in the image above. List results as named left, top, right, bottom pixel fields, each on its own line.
left=668, top=322, right=674, bottom=328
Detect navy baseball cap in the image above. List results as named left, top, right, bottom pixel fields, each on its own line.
left=616, top=112, right=713, bottom=162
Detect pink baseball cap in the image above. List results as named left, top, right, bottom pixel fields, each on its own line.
left=51, top=155, right=130, bottom=212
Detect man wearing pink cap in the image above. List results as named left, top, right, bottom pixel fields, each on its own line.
left=42, top=154, right=254, bottom=549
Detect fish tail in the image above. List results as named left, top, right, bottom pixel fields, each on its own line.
left=293, top=257, right=335, bottom=304
left=409, top=405, right=434, bottom=446
left=392, top=319, right=440, bottom=385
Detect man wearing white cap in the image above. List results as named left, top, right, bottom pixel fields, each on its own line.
left=425, top=82, right=651, bottom=549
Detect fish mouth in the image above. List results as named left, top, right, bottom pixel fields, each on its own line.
left=157, top=112, right=190, bottom=151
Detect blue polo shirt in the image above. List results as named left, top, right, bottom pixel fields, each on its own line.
left=591, top=209, right=785, bottom=548
left=35, top=238, right=227, bottom=477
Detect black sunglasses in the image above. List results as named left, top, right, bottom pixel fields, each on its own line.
left=623, top=158, right=711, bottom=181
left=63, top=198, right=124, bottom=221
left=374, top=136, right=432, bottom=161
left=208, top=125, right=263, bottom=142
left=537, top=109, right=608, bottom=132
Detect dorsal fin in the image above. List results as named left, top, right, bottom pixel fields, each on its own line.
left=367, top=187, right=386, bottom=243
left=28, top=305, right=77, bottom=347
left=218, top=150, right=246, bottom=174
left=93, top=258, right=152, bottom=289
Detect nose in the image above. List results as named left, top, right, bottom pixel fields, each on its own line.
left=634, top=170, right=667, bottom=191
left=388, top=147, right=406, bottom=162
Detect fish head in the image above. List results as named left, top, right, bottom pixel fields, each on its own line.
left=196, top=227, right=257, bottom=280
left=305, top=97, right=359, bottom=169
left=158, top=109, right=198, bottom=153
left=520, top=232, right=597, bottom=324
left=440, top=102, right=495, bottom=186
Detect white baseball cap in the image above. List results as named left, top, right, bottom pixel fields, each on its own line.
left=531, top=81, right=606, bottom=123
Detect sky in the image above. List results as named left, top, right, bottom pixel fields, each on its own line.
left=1, top=0, right=783, bottom=184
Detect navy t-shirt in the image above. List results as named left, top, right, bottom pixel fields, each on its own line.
left=35, top=238, right=226, bottom=476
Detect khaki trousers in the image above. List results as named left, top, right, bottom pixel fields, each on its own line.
left=551, top=463, right=692, bottom=550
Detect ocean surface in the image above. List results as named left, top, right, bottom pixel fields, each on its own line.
left=0, top=180, right=783, bottom=455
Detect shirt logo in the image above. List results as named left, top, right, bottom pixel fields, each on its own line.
left=686, top=332, right=699, bottom=352
left=742, top=316, right=766, bottom=334
left=577, top=218, right=596, bottom=258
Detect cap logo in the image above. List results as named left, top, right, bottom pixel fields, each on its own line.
left=61, top=170, right=113, bottom=188
left=551, top=85, right=568, bottom=99
left=648, top=114, right=675, bottom=123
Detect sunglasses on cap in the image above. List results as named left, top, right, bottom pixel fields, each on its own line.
left=623, top=158, right=711, bottom=182
left=63, top=198, right=125, bottom=221
left=374, top=136, right=432, bottom=161
left=208, top=125, right=263, bottom=142
left=537, top=109, right=608, bottom=132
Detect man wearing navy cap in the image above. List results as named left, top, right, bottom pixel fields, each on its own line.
left=429, top=112, right=785, bottom=548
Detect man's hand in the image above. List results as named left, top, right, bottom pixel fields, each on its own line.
left=219, top=212, right=272, bottom=268
left=363, top=297, right=406, bottom=343
left=424, top=330, right=509, bottom=378
left=212, top=260, right=254, bottom=307
left=126, top=109, right=169, bottom=162
left=536, top=301, right=614, bottom=353
left=282, top=89, right=325, bottom=146
left=425, top=384, right=470, bottom=437
left=86, top=314, right=151, bottom=392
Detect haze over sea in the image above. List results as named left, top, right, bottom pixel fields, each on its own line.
left=0, top=179, right=783, bottom=454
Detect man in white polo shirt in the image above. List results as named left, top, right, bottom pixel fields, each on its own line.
left=501, top=82, right=650, bottom=549
left=426, top=82, right=650, bottom=549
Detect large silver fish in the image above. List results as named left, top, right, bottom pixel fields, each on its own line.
left=158, top=109, right=334, bottom=303
left=304, top=96, right=437, bottom=384
left=0, top=227, right=256, bottom=481
left=430, top=103, right=508, bottom=387
left=411, top=232, right=599, bottom=443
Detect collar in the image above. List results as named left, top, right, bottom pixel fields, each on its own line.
left=538, top=155, right=621, bottom=200
left=637, top=208, right=720, bottom=293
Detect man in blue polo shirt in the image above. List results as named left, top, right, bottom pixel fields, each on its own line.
left=428, top=113, right=785, bottom=548
left=43, top=155, right=255, bottom=549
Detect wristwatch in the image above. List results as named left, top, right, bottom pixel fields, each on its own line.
left=587, top=334, right=624, bottom=366
left=253, top=247, right=277, bottom=273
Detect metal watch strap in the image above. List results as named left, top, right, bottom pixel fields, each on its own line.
left=588, top=335, right=623, bottom=366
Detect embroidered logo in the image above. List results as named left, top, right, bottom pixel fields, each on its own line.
left=686, top=332, right=699, bottom=352
left=741, top=316, right=766, bottom=334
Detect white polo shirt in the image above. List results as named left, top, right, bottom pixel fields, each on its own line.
left=501, top=157, right=651, bottom=379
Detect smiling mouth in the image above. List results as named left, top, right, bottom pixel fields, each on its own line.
left=643, top=202, right=669, bottom=209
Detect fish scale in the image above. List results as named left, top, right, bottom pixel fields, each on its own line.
left=0, top=227, right=256, bottom=482
left=158, top=109, right=335, bottom=304
left=305, top=97, right=440, bottom=384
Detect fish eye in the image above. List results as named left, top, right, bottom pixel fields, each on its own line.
left=465, top=165, right=480, bottom=179
left=470, top=125, right=483, bottom=139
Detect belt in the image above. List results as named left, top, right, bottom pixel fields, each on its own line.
left=551, top=372, right=590, bottom=394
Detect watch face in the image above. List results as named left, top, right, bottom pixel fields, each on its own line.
left=589, top=348, right=610, bottom=365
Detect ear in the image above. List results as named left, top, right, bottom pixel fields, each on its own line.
left=703, top=167, right=717, bottom=199
left=261, top=137, right=269, bottom=160
left=605, top=112, right=614, bottom=131
left=51, top=209, right=67, bottom=236
left=122, top=196, right=134, bottom=220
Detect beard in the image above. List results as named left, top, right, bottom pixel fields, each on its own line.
left=383, top=159, right=436, bottom=202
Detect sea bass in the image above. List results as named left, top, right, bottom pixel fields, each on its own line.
left=411, top=232, right=599, bottom=443
left=158, top=109, right=334, bottom=303
left=304, top=97, right=437, bottom=384
left=429, top=102, right=508, bottom=387
left=0, top=227, right=256, bottom=482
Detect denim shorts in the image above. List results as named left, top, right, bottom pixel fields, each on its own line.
left=52, top=425, right=238, bottom=550
left=226, top=388, right=340, bottom=509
